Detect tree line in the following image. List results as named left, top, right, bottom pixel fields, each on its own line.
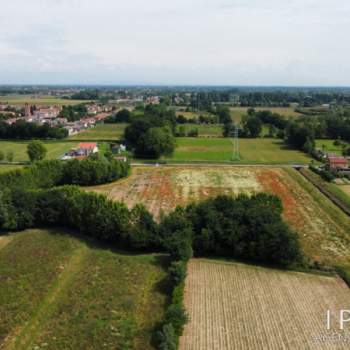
left=0, top=120, right=68, bottom=139
left=184, top=91, right=350, bottom=109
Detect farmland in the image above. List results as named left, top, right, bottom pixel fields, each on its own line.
left=0, top=229, right=167, bottom=350
left=180, top=259, right=350, bottom=350
left=164, top=137, right=312, bottom=164
left=69, top=124, right=127, bottom=141
left=0, top=141, right=76, bottom=162
left=176, top=123, right=222, bottom=137
left=0, top=95, right=92, bottom=106
left=89, top=166, right=350, bottom=270
left=338, top=185, right=350, bottom=197
left=175, top=111, right=216, bottom=121
left=315, top=139, right=344, bottom=155
left=230, top=106, right=300, bottom=123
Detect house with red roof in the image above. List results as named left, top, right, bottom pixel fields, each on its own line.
left=326, top=155, right=348, bottom=170
left=77, top=142, right=99, bottom=156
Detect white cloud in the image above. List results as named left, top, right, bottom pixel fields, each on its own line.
left=0, top=0, right=349, bottom=85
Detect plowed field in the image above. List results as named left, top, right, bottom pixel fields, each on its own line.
left=180, top=259, right=350, bottom=350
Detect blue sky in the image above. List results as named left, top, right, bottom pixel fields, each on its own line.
left=0, top=0, right=349, bottom=85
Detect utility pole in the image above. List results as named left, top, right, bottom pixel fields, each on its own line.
left=231, top=124, right=240, bottom=160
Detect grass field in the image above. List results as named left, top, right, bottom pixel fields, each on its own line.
left=338, top=185, right=350, bottom=197
left=0, top=141, right=76, bottom=162
left=230, top=106, right=300, bottom=123
left=0, top=229, right=167, bottom=350
left=180, top=259, right=350, bottom=350
left=69, top=124, right=127, bottom=141
left=164, top=137, right=312, bottom=164
left=0, top=164, right=23, bottom=173
left=176, top=124, right=223, bottom=137
left=315, top=139, right=344, bottom=155
left=0, top=95, right=92, bottom=106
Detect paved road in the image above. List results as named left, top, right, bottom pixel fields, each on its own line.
left=130, top=163, right=308, bottom=168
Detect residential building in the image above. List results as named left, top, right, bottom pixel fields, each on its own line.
left=33, top=106, right=61, bottom=119
left=76, top=142, right=99, bottom=156
left=326, top=155, right=348, bottom=170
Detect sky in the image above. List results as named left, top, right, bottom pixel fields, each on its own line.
left=0, top=0, right=349, bottom=86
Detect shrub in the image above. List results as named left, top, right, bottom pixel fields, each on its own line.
left=165, top=234, right=193, bottom=262
left=164, top=304, right=188, bottom=336
left=187, top=128, right=198, bottom=137
left=157, top=324, right=177, bottom=350
left=309, top=164, right=335, bottom=182
left=169, top=261, right=187, bottom=285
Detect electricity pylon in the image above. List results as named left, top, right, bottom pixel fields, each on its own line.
left=231, top=125, right=241, bottom=161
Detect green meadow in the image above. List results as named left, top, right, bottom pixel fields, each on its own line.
left=315, top=139, right=345, bottom=155
left=69, top=124, right=127, bottom=141
left=164, top=137, right=312, bottom=164
left=0, top=141, right=76, bottom=162
left=0, top=229, right=168, bottom=350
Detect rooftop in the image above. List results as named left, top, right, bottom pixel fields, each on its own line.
left=78, top=142, right=97, bottom=150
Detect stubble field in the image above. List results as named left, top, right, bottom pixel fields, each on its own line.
left=179, top=259, right=350, bottom=350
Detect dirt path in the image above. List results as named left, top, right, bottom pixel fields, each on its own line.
left=2, top=245, right=89, bottom=350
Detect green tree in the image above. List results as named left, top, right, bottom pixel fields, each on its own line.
left=27, top=141, right=47, bottom=162
left=216, top=105, right=231, bottom=124
left=177, top=125, right=186, bottom=137
left=223, top=121, right=235, bottom=137
left=285, top=121, right=315, bottom=150
left=243, top=115, right=262, bottom=138
left=136, top=127, right=175, bottom=159
left=303, top=137, right=315, bottom=154
left=6, top=151, right=14, bottom=163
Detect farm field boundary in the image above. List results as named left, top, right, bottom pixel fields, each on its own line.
left=299, top=168, right=350, bottom=216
